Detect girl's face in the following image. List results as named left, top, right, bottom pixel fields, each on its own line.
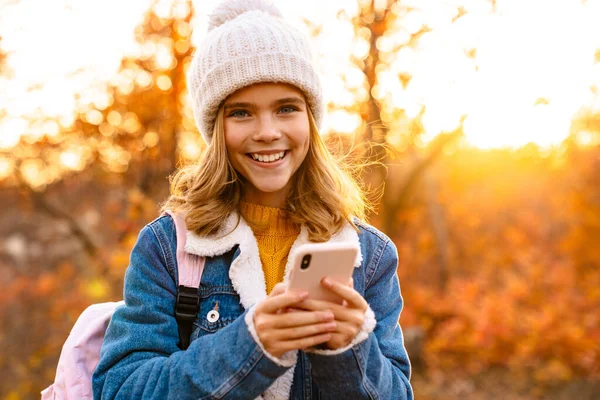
left=223, top=82, right=310, bottom=208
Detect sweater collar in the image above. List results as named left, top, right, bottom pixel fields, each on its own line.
left=239, top=201, right=300, bottom=236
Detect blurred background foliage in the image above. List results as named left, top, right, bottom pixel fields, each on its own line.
left=0, top=0, right=599, bottom=398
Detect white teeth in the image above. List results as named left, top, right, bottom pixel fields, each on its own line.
left=250, top=151, right=285, bottom=163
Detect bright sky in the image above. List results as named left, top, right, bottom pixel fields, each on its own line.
left=0, top=0, right=599, bottom=151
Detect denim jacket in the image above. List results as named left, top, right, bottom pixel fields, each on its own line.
left=92, top=212, right=413, bottom=399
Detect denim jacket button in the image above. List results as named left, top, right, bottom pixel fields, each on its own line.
left=207, top=310, right=220, bottom=323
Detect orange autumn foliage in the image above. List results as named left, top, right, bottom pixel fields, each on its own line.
left=396, top=143, right=600, bottom=382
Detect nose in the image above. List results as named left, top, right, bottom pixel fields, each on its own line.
left=253, top=115, right=282, bottom=143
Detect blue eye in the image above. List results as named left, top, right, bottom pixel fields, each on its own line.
left=228, top=110, right=249, bottom=118
left=279, top=106, right=298, bottom=114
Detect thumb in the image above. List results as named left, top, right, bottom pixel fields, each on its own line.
left=270, top=282, right=288, bottom=296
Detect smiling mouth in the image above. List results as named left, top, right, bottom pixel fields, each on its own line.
left=246, top=150, right=288, bottom=163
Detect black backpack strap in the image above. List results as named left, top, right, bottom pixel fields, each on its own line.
left=163, top=210, right=205, bottom=350
left=175, top=285, right=200, bottom=350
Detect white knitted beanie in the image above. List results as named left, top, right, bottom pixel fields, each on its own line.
left=187, top=0, right=323, bottom=144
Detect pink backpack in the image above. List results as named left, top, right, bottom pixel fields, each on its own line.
left=41, top=211, right=205, bottom=400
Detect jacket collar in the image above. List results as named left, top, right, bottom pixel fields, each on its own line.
left=184, top=212, right=363, bottom=309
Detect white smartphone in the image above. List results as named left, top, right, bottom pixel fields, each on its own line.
left=287, top=242, right=359, bottom=304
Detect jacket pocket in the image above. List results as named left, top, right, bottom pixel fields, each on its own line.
left=191, top=285, right=245, bottom=340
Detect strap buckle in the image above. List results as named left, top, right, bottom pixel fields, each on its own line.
left=175, top=285, right=200, bottom=322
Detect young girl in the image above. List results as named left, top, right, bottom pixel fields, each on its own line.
left=92, top=0, right=413, bottom=398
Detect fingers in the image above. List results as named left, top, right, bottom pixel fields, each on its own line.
left=289, top=333, right=332, bottom=350
left=262, top=321, right=337, bottom=342
left=295, top=298, right=341, bottom=313
left=275, top=310, right=334, bottom=328
left=323, top=319, right=364, bottom=350
left=270, top=284, right=288, bottom=314
left=321, top=277, right=368, bottom=311
left=326, top=331, right=356, bottom=349
left=296, top=299, right=364, bottom=325
left=269, top=333, right=332, bottom=357
left=257, top=290, right=308, bottom=314
left=254, top=307, right=335, bottom=357
left=257, top=309, right=334, bottom=331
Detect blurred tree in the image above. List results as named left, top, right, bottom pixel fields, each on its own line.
left=346, top=1, right=461, bottom=240
left=0, top=0, right=197, bottom=260
left=65, top=0, right=197, bottom=198
left=319, top=0, right=464, bottom=294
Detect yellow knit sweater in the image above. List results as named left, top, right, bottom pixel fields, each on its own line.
left=239, top=202, right=300, bottom=294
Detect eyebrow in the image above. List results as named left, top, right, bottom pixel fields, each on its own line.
left=223, top=97, right=306, bottom=110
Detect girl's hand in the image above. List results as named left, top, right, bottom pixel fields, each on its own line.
left=253, top=283, right=338, bottom=358
left=296, top=277, right=368, bottom=350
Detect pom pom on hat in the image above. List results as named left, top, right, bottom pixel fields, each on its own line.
left=208, top=0, right=283, bottom=31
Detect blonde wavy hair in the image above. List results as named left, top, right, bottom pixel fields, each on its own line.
left=161, top=106, right=369, bottom=242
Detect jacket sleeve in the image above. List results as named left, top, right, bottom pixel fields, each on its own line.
left=92, top=224, right=290, bottom=400
left=305, top=238, right=413, bottom=400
